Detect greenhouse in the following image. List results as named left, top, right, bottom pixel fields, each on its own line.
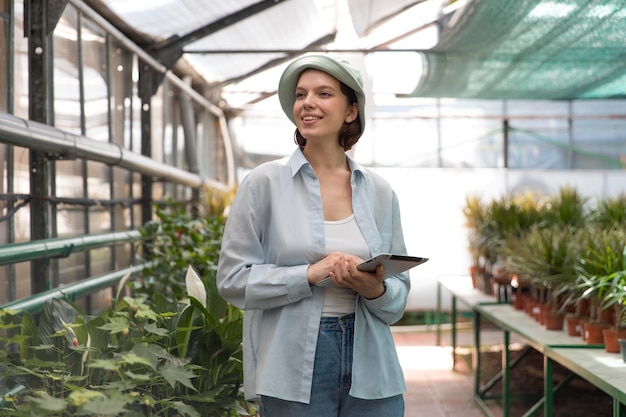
left=1, top=0, right=625, bottom=416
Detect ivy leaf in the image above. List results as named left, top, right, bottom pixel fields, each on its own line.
left=160, top=361, right=197, bottom=391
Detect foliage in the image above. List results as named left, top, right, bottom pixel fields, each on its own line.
left=572, top=227, right=626, bottom=325
left=590, top=193, right=626, bottom=229
left=133, top=202, right=225, bottom=304
left=1, top=195, right=251, bottom=416
left=501, top=224, right=585, bottom=312
left=463, top=192, right=546, bottom=274
left=463, top=187, right=624, bottom=322
left=0, top=281, right=248, bottom=416
left=543, top=186, right=589, bottom=228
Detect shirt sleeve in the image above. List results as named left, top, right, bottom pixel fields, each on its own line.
left=362, top=189, right=411, bottom=325
left=216, top=173, right=313, bottom=310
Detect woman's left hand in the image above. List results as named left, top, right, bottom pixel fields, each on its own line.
left=330, top=256, right=386, bottom=299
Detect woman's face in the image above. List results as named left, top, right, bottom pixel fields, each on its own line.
left=293, top=69, right=358, bottom=143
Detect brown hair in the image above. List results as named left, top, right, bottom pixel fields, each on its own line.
left=293, top=82, right=362, bottom=151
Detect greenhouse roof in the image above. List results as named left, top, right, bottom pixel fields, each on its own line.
left=88, top=0, right=626, bottom=102
left=406, top=0, right=626, bottom=100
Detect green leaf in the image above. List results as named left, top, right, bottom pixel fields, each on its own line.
left=26, top=393, right=68, bottom=413
left=144, top=321, right=169, bottom=337
left=159, top=361, right=197, bottom=391
left=88, top=358, right=120, bottom=371
left=98, top=316, right=129, bottom=333
left=170, top=401, right=202, bottom=417
left=124, top=369, right=152, bottom=381
left=78, top=396, right=129, bottom=416
left=68, top=388, right=106, bottom=407
left=120, top=351, right=155, bottom=369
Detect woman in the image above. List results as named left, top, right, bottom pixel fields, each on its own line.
left=217, top=54, right=409, bottom=417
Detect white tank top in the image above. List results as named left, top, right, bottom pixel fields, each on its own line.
left=323, top=213, right=370, bottom=317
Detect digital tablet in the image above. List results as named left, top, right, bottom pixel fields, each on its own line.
left=357, top=254, right=429, bottom=277
left=315, top=254, right=428, bottom=286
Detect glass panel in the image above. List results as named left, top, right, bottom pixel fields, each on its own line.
left=13, top=0, right=28, bottom=118
left=571, top=99, right=626, bottom=170
left=82, top=18, right=108, bottom=141
left=89, top=288, right=114, bottom=314
left=58, top=252, right=85, bottom=286
left=89, top=207, right=111, bottom=234
left=56, top=205, right=85, bottom=237
left=439, top=98, right=504, bottom=117
left=90, top=247, right=111, bottom=276
left=109, top=40, right=132, bottom=148
left=506, top=100, right=569, bottom=117
left=0, top=0, right=7, bottom=112
left=508, top=118, right=570, bottom=169
left=440, top=118, right=503, bottom=168
left=56, top=160, right=85, bottom=198
left=0, top=265, right=7, bottom=304
left=15, top=262, right=30, bottom=299
left=87, top=160, right=111, bottom=201
left=572, top=118, right=626, bottom=169
left=366, top=118, right=440, bottom=167
left=53, top=5, right=81, bottom=135
left=14, top=146, right=30, bottom=242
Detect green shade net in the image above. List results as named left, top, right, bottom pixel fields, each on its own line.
left=407, top=0, right=626, bottom=99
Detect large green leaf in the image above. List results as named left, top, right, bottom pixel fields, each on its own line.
left=160, top=361, right=197, bottom=391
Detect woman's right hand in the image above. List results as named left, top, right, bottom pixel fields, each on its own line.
left=307, top=252, right=361, bottom=286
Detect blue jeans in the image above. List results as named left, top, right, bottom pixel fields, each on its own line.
left=259, top=313, right=404, bottom=417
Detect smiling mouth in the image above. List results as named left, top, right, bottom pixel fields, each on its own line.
left=302, top=116, right=321, bottom=121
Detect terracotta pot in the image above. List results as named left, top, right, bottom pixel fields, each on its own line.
left=470, top=266, right=478, bottom=288
left=544, top=310, right=564, bottom=331
left=584, top=322, right=608, bottom=345
left=619, top=339, right=626, bottom=363
left=522, top=296, right=533, bottom=315
left=565, top=314, right=581, bottom=337
left=531, top=302, right=542, bottom=322
left=599, top=307, right=615, bottom=326
left=602, top=328, right=626, bottom=353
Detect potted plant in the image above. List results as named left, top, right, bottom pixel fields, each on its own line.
left=572, top=226, right=625, bottom=345
left=596, top=235, right=626, bottom=353
left=466, top=193, right=544, bottom=296
left=501, top=223, right=583, bottom=330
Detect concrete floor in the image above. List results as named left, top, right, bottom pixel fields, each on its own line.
left=394, top=325, right=504, bottom=417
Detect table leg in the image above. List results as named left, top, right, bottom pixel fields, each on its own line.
left=473, top=309, right=481, bottom=398
left=452, top=294, right=457, bottom=370
left=544, top=355, right=554, bottom=417
left=614, top=398, right=625, bottom=417
left=436, top=281, right=442, bottom=346
left=503, top=330, right=510, bottom=417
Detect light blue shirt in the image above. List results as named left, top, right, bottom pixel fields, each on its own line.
left=216, top=147, right=410, bottom=403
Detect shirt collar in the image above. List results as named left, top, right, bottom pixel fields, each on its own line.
left=288, top=147, right=364, bottom=179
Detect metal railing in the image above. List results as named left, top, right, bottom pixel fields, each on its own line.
left=0, top=230, right=143, bottom=266
left=0, top=262, right=151, bottom=314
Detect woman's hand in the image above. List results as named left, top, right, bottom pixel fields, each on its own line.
left=308, top=252, right=386, bottom=299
